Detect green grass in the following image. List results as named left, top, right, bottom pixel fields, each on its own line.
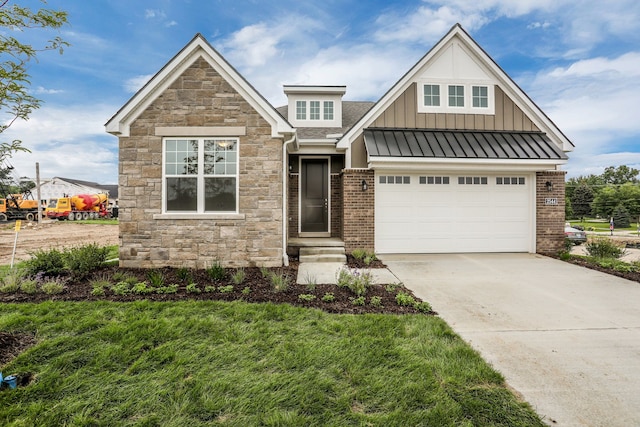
left=0, top=301, right=544, bottom=426
left=569, top=220, right=638, bottom=232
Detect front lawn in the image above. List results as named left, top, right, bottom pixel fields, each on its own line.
left=0, top=301, right=544, bottom=426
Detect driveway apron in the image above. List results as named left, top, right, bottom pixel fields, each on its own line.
left=382, top=253, right=640, bottom=427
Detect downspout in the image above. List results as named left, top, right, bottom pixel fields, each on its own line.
left=282, top=133, right=296, bottom=266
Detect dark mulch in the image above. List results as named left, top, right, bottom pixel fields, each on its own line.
left=0, top=261, right=428, bottom=316
left=560, top=256, right=640, bottom=283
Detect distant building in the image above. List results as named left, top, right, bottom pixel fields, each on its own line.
left=37, top=177, right=118, bottom=205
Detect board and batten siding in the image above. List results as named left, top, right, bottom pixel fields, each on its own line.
left=350, top=83, right=540, bottom=168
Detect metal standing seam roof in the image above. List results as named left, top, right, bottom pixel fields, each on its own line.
left=364, top=128, right=568, bottom=160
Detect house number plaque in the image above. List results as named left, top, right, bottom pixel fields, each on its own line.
left=544, top=198, right=558, bottom=206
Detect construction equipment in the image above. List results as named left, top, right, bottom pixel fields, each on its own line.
left=45, top=193, right=110, bottom=220
left=0, top=192, right=40, bottom=222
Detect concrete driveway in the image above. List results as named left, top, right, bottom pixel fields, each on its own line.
left=382, top=253, right=640, bottom=427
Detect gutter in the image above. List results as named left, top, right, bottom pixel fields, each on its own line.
left=282, top=133, right=296, bottom=266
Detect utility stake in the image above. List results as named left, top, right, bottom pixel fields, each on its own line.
left=10, top=220, right=21, bottom=268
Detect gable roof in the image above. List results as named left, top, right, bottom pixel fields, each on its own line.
left=105, top=34, right=294, bottom=138
left=49, top=177, right=119, bottom=199
left=337, top=24, right=574, bottom=156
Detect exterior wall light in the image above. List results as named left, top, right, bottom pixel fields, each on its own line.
left=545, top=181, right=553, bottom=192
left=361, top=179, right=368, bottom=191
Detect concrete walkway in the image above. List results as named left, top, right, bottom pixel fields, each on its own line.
left=296, top=262, right=398, bottom=285
left=381, top=253, right=640, bottom=427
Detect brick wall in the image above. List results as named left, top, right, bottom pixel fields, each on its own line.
left=342, top=169, right=375, bottom=253
left=119, top=57, right=283, bottom=268
left=287, top=173, right=299, bottom=238
left=331, top=174, right=342, bottom=237
left=536, top=171, right=566, bottom=255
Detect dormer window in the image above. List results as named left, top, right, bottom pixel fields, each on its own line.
left=284, top=85, right=345, bottom=128
left=417, top=81, right=494, bottom=114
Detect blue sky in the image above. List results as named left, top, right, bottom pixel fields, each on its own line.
left=3, top=0, right=640, bottom=184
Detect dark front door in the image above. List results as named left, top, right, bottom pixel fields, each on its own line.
left=301, top=158, right=329, bottom=233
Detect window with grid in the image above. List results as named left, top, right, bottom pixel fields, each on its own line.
left=448, top=85, right=464, bottom=107
left=296, top=101, right=306, bottom=120
left=164, top=138, right=238, bottom=213
left=473, top=86, right=488, bottom=108
left=423, top=84, right=440, bottom=106
left=323, top=101, right=334, bottom=120
left=310, top=101, right=320, bottom=120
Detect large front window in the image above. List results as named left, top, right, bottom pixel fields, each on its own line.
left=164, top=138, right=238, bottom=213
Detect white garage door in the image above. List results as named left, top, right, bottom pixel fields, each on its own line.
left=375, top=173, right=533, bottom=253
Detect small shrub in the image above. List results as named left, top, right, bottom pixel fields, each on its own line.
left=89, top=274, right=111, bottom=290
left=19, top=279, right=39, bottom=294
left=218, top=285, right=234, bottom=293
left=303, top=273, right=317, bottom=291
left=41, top=278, right=65, bottom=295
left=206, top=261, right=226, bottom=281
left=176, top=267, right=193, bottom=284
left=156, top=284, right=178, bottom=294
left=585, top=238, right=626, bottom=259
left=24, top=248, right=65, bottom=276
left=270, top=271, right=289, bottom=292
left=241, top=286, right=251, bottom=295
left=351, top=248, right=367, bottom=261
left=298, top=294, right=316, bottom=302
left=1, top=268, right=26, bottom=293
left=186, top=283, right=201, bottom=294
left=351, top=296, right=365, bottom=306
left=231, top=268, right=245, bottom=285
left=395, top=292, right=416, bottom=307
left=111, top=282, right=132, bottom=296
left=112, top=271, right=137, bottom=283
left=146, top=269, right=165, bottom=287
left=260, top=267, right=271, bottom=278
left=131, top=282, right=154, bottom=294
left=415, top=301, right=433, bottom=313
left=385, top=283, right=402, bottom=293
left=335, top=266, right=371, bottom=296
left=204, top=285, right=216, bottom=293
left=369, top=296, right=383, bottom=307
left=321, top=292, right=335, bottom=302
left=63, top=243, right=109, bottom=279
left=563, top=237, right=574, bottom=253
left=363, top=255, right=376, bottom=266
left=91, top=285, right=105, bottom=296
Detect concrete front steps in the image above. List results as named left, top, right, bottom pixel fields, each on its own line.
left=299, top=246, right=347, bottom=263
left=288, top=237, right=347, bottom=264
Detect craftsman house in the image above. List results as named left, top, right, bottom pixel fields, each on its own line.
left=106, top=24, right=571, bottom=268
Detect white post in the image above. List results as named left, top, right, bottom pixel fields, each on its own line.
left=36, top=162, right=42, bottom=222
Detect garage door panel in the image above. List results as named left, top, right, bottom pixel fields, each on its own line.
left=375, top=172, right=532, bottom=254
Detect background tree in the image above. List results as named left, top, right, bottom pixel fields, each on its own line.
left=612, top=204, right=631, bottom=228
left=0, top=1, right=68, bottom=174
left=571, top=183, right=594, bottom=219
left=565, top=196, right=574, bottom=219
left=591, top=186, right=618, bottom=218
left=601, top=165, right=639, bottom=185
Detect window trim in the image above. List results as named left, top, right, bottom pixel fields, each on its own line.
left=162, top=137, right=240, bottom=215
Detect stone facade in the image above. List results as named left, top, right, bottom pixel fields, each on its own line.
left=536, top=171, right=567, bottom=255
left=342, top=169, right=375, bottom=253
left=118, top=57, right=283, bottom=268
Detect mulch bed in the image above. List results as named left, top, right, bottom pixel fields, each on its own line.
left=0, top=332, right=36, bottom=367
left=560, top=256, right=640, bottom=283
left=0, top=260, right=425, bottom=316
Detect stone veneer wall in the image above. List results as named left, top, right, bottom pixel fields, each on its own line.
left=342, top=169, right=375, bottom=253
left=119, top=57, right=283, bottom=268
left=536, top=171, right=566, bottom=255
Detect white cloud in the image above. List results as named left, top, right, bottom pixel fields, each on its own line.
left=34, top=86, right=64, bottom=95
left=124, top=74, right=154, bottom=93
left=373, top=5, right=488, bottom=44
left=145, top=9, right=166, bottom=20
left=1, top=104, right=119, bottom=184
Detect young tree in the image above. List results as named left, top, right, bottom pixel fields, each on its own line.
left=0, top=1, right=68, bottom=168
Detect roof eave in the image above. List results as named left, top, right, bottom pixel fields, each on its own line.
left=367, top=157, right=567, bottom=172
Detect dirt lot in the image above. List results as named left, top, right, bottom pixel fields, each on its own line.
left=0, top=221, right=119, bottom=265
